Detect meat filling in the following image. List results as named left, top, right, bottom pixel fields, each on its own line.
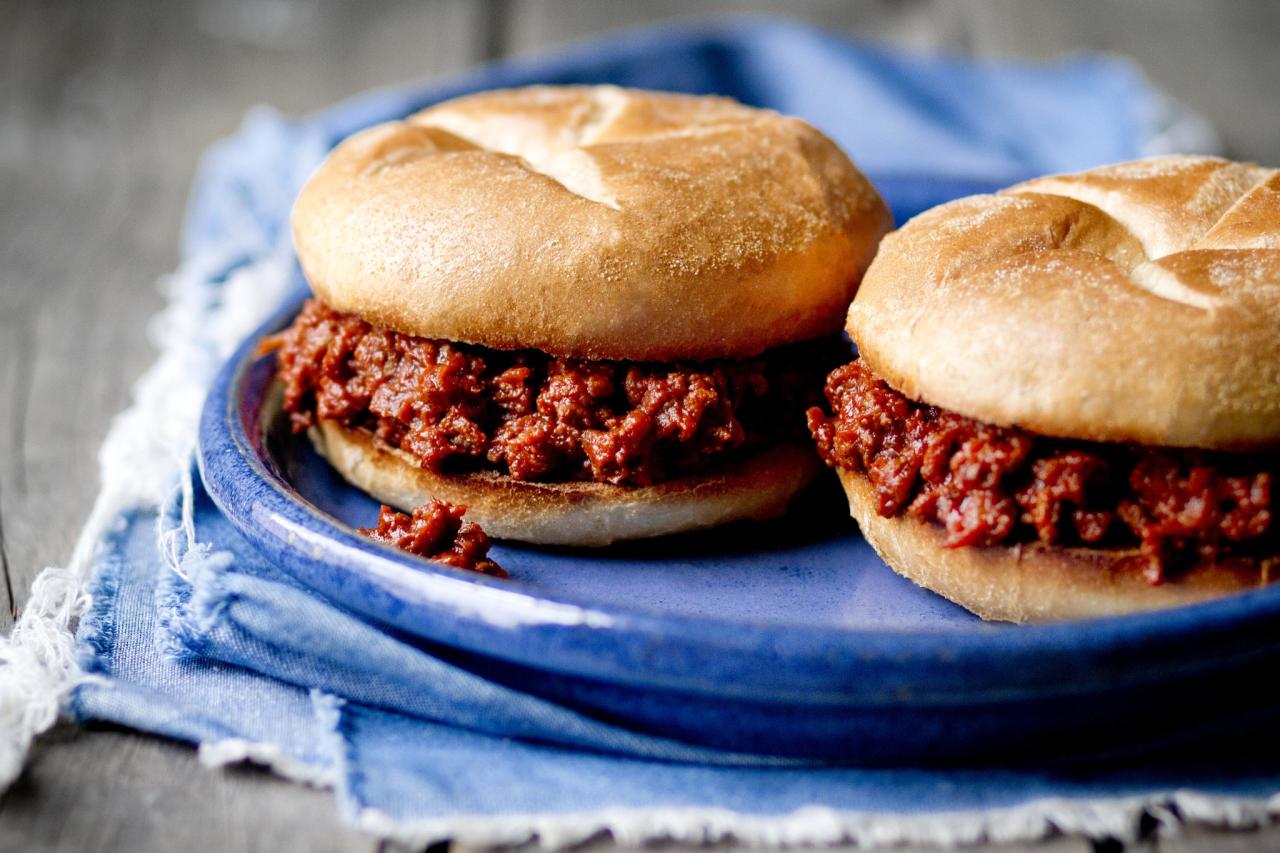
left=360, top=499, right=506, bottom=578
left=807, top=360, right=1277, bottom=583
left=267, top=299, right=824, bottom=486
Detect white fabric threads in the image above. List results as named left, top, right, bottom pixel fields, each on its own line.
left=349, top=792, right=1279, bottom=850
left=0, top=568, right=93, bottom=785
left=198, top=738, right=339, bottom=789
left=0, top=248, right=295, bottom=791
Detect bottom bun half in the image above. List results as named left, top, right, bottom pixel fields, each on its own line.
left=838, top=469, right=1268, bottom=622
left=310, top=418, right=822, bottom=546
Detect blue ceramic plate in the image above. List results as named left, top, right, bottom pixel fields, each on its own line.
left=199, top=297, right=1280, bottom=764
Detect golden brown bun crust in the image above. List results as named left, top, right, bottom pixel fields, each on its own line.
left=838, top=469, right=1269, bottom=622
left=293, top=85, right=891, bottom=361
left=311, top=419, right=822, bottom=546
left=850, top=155, right=1280, bottom=449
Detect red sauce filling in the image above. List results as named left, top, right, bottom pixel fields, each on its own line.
left=359, top=499, right=506, bottom=578
left=267, top=299, right=823, bottom=486
left=807, top=360, right=1277, bottom=583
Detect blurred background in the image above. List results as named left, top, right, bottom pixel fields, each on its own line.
left=5, top=0, right=1280, bottom=640
left=5, top=0, right=1280, bottom=652
left=3, top=2, right=1280, bottom=847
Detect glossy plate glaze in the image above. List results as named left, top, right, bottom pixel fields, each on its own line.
left=198, top=297, right=1280, bottom=764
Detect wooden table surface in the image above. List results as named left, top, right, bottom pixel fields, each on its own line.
left=2, top=2, right=1278, bottom=850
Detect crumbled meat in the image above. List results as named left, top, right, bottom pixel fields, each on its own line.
left=266, top=299, right=826, bottom=486
left=807, top=360, right=1277, bottom=582
left=359, top=500, right=506, bottom=578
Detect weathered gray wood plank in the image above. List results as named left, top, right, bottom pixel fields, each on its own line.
left=0, top=0, right=483, bottom=850
left=955, top=0, right=1280, bottom=163
left=0, top=0, right=491, bottom=633
left=1158, top=826, right=1279, bottom=853
left=506, top=0, right=1280, bottom=164
left=4, top=2, right=1280, bottom=851
left=505, top=0, right=973, bottom=56
left=0, top=723, right=374, bottom=853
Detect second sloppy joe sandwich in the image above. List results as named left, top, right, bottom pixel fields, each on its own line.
left=808, top=155, right=1280, bottom=621
left=269, top=85, right=891, bottom=545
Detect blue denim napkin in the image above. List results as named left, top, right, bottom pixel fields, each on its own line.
left=69, top=17, right=1279, bottom=848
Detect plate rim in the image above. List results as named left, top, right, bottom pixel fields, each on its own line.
left=197, top=297, right=1280, bottom=704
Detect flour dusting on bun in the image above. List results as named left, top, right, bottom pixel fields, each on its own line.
left=270, top=85, right=891, bottom=545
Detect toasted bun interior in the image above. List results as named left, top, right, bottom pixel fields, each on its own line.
left=292, top=85, right=891, bottom=361
left=837, top=469, right=1267, bottom=622
left=850, top=155, right=1280, bottom=449
left=310, top=418, right=822, bottom=546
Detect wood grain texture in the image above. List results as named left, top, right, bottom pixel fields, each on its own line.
left=0, top=724, right=373, bottom=853
left=0, top=0, right=488, bottom=633
left=956, top=0, right=1280, bottom=163
left=505, top=0, right=1280, bottom=163
left=2, top=1, right=1278, bottom=850
left=505, top=0, right=972, bottom=57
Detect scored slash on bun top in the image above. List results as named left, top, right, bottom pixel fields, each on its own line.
left=850, top=155, right=1280, bottom=450
left=292, top=85, right=891, bottom=362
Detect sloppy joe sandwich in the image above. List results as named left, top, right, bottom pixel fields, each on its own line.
left=808, top=155, right=1280, bottom=621
left=269, top=85, right=891, bottom=545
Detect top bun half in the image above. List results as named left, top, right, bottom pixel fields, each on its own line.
left=292, top=85, right=891, bottom=361
left=849, top=155, right=1280, bottom=450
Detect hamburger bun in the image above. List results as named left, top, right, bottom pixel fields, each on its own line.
left=310, top=418, right=822, bottom=546
left=280, top=86, right=891, bottom=545
left=292, top=85, right=891, bottom=361
left=849, top=155, right=1280, bottom=450
left=839, top=470, right=1268, bottom=623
